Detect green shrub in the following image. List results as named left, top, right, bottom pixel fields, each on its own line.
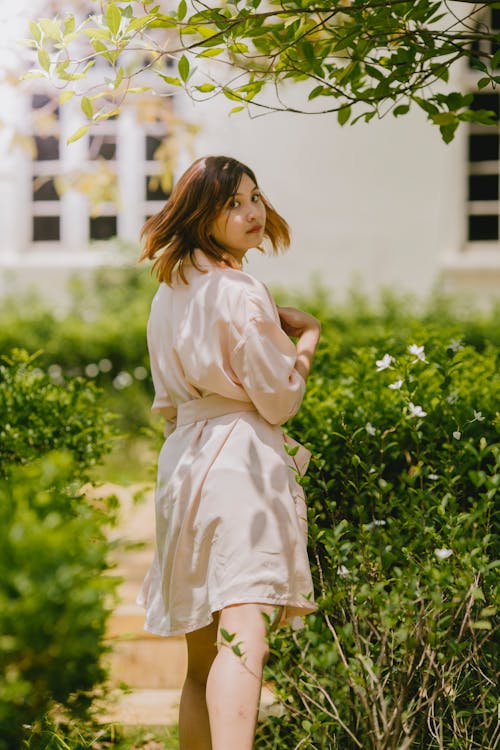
left=0, top=351, right=119, bottom=748
left=0, top=350, right=116, bottom=478
left=258, top=334, right=499, bottom=749
left=0, top=455, right=116, bottom=750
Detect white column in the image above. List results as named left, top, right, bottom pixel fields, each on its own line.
left=117, top=106, right=144, bottom=242
left=60, top=100, right=89, bottom=252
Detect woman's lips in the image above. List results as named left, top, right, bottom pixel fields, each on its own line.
left=246, top=225, right=263, bottom=234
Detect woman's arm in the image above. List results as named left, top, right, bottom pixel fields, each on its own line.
left=277, top=306, right=321, bottom=382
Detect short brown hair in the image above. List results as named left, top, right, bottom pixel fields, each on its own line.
left=139, top=155, right=290, bottom=284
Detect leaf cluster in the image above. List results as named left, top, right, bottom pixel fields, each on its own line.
left=25, top=1, right=500, bottom=142
left=258, top=328, right=499, bottom=748
left=0, top=352, right=120, bottom=748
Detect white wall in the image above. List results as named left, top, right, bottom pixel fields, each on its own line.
left=179, top=87, right=467, bottom=300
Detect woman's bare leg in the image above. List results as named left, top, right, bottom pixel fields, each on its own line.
left=179, top=616, right=219, bottom=750
left=206, top=603, right=282, bottom=750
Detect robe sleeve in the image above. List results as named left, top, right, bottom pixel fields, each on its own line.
left=229, top=294, right=306, bottom=426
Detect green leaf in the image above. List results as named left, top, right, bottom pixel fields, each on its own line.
left=37, top=48, right=51, bottom=73
left=229, top=106, right=245, bottom=114
left=66, top=125, right=89, bottom=145
left=29, top=21, right=41, bottom=43
left=106, top=3, right=122, bottom=36
left=220, top=628, right=235, bottom=643
left=197, top=47, right=224, bottom=58
left=59, top=90, right=75, bottom=105
left=478, top=77, right=492, bottom=90
left=338, top=106, right=351, bottom=126
left=393, top=104, right=410, bottom=117
left=431, top=112, right=456, bottom=126
left=492, top=48, right=500, bottom=70
left=229, top=42, right=249, bottom=54
left=159, top=74, right=182, bottom=86
left=471, top=620, right=492, bottom=630
left=178, top=0, right=187, bottom=21
left=81, top=96, right=93, bottom=119
left=63, top=16, right=76, bottom=36
left=195, top=83, right=216, bottom=92
left=178, top=54, right=190, bottom=82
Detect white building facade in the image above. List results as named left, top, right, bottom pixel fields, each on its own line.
left=0, top=3, right=499, bottom=304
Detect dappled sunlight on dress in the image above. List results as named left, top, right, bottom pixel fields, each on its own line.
left=137, top=250, right=316, bottom=636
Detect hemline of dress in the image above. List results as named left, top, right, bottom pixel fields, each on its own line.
left=141, top=595, right=317, bottom=638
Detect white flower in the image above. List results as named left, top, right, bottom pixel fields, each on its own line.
left=388, top=379, right=403, bottom=390
left=337, top=565, right=350, bottom=577
left=453, top=431, right=461, bottom=440
left=376, top=353, right=393, bottom=371
left=365, top=519, right=387, bottom=530
left=48, top=364, right=62, bottom=379
left=473, top=410, right=485, bottom=422
left=448, top=338, right=464, bottom=352
left=428, top=473, right=439, bottom=480
left=113, top=371, right=133, bottom=390
left=98, top=358, right=113, bottom=373
left=291, top=616, right=304, bottom=631
left=447, top=392, right=459, bottom=405
left=85, top=363, right=99, bottom=377
left=434, top=548, right=453, bottom=560
left=408, top=402, right=427, bottom=418
left=408, top=344, right=427, bottom=363
left=365, top=422, right=376, bottom=435
left=134, top=366, right=148, bottom=380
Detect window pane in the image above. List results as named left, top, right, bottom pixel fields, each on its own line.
left=34, top=135, right=59, bottom=161
left=33, top=216, right=60, bottom=242
left=89, top=135, right=116, bottom=160
left=90, top=216, right=117, bottom=240
left=146, top=136, right=162, bottom=161
left=468, top=215, right=499, bottom=241
left=32, top=177, right=59, bottom=201
left=146, top=175, right=170, bottom=202
left=469, top=133, right=499, bottom=162
left=468, top=174, right=499, bottom=201
left=471, top=93, right=499, bottom=119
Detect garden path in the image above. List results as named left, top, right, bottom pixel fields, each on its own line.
left=95, top=482, right=276, bottom=725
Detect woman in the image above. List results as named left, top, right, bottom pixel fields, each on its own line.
left=138, top=155, right=320, bottom=750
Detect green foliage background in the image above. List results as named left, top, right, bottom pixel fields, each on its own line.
left=0, top=262, right=498, bottom=748
left=0, top=351, right=118, bottom=749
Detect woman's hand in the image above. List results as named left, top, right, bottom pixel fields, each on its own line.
left=277, top=306, right=321, bottom=338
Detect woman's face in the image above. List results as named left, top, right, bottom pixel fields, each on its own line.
left=210, top=173, right=267, bottom=264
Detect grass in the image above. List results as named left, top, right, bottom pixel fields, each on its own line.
left=102, top=725, right=179, bottom=749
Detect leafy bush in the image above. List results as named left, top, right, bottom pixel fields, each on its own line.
left=0, top=351, right=118, bottom=749
left=0, top=350, right=115, bottom=478
left=258, top=334, right=499, bottom=749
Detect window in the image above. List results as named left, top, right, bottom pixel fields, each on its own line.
left=28, top=88, right=173, bottom=250
left=143, top=126, right=172, bottom=219
left=31, top=94, right=61, bottom=242
left=466, top=9, right=500, bottom=244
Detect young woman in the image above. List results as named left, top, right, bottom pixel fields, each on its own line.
left=138, top=155, right=320, bottom=750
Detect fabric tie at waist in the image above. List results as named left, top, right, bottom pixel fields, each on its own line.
left=175, top=394, right=311, bottom=477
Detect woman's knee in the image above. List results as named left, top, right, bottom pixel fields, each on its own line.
left=218, top=603, right=277, bottom=666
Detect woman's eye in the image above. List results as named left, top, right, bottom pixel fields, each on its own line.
left=252, top=193, right=261, bottom=202
left=228, top=199, right=239, bottom=209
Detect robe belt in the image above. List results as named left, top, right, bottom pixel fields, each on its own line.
left=175, top=394, right=311, bottom=477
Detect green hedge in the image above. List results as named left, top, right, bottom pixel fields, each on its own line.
left=258, top=333, right=499, bottom=749
left=0, top=351, right=118, bottom=749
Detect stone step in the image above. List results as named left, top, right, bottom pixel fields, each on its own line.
left=100, top=686, right=280, bottom=726
left=106, top=604, right=187, bottom=690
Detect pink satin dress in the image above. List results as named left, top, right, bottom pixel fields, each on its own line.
left=137, top=250, right=316, bottom=636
